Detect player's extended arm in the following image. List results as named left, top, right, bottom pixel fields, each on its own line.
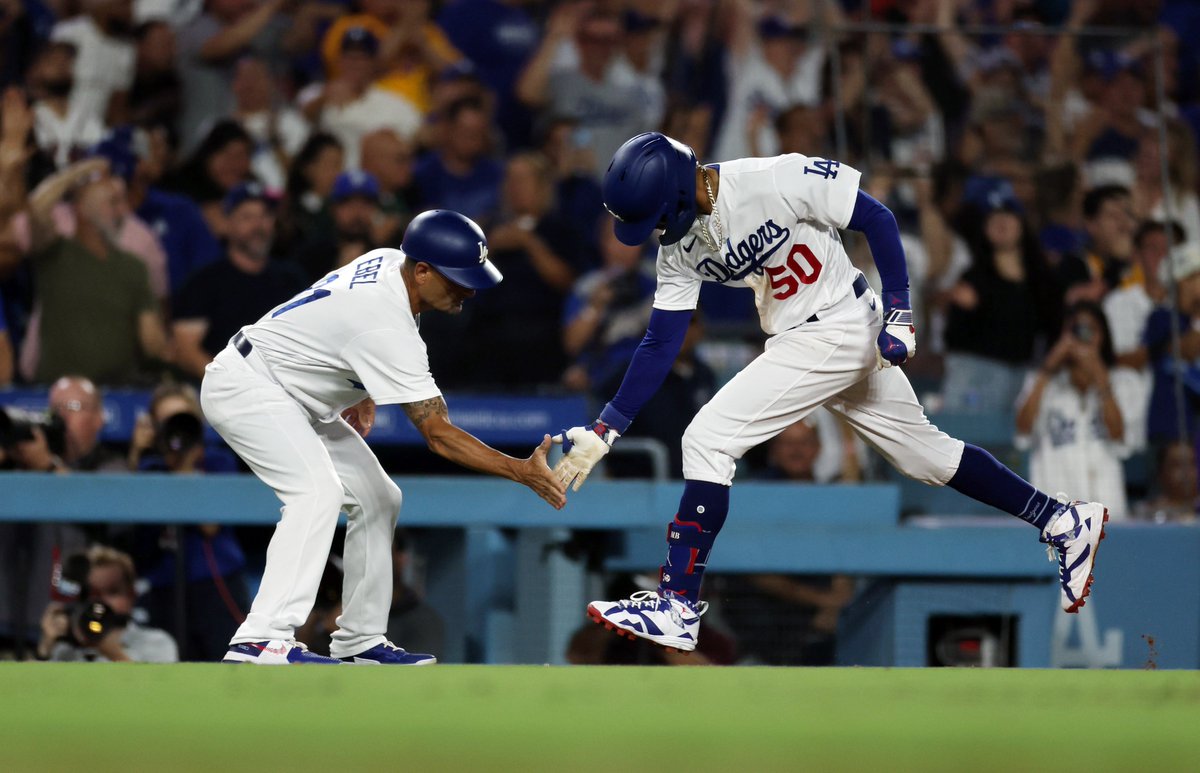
left=402, top=396, right=566, bottom=509
left=552, top=308, right=692, bottom=491
left=846, top=190, right=915, bottom=368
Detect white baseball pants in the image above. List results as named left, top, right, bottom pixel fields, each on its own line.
left=201, top=347, right=398, bottom=658
left=682, top=286, right=965, bottom=486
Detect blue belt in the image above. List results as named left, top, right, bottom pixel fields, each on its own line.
left=233, top=332, right=253, bottom=358
left=804, top=274, right=869, bottom=324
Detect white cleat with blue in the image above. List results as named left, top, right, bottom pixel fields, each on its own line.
left=587, top=589, right=707, bottom=653
left=1041, top=499, right=1109, bottom=613
left=338, top=641, right=437, bottom=665
left=222, top=639, right=342, bottom=664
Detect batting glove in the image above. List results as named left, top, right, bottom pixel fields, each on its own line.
left=551, top=404, right=631, bottom=491
left=877, top=290, right=916, bottom=368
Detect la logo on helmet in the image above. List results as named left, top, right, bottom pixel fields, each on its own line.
left=477, top=241, right=488, bottom=264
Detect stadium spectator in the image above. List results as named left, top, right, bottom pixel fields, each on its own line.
left=320, top=0, right=463, bottom=115
left=386, top=528, right=444, bottom=660
left=465, top=152, right=581, bottom=388
left=298, top=26, right=422, bottom=171
left=538, top=116, right=603, bottom=248
left=22, top=158, right=169, bottom=384
left=171, top=182, right=307, bottom=380
left=1143, top=244, right=1200, bottom=450
left=1016, top=301, right=1128, bottom=519
left=275, top=131, right=343, bottom=257
left=50, top=0, right=136, bottom=128
left=128, top=19, right=181, bottom=136
left=1134, top=441, right=1199, bottom=523
left=161, top=119, right=254, bottom=236
left=757, top=411, right=864, bottom=486
left=1130, top=123, right=1200, bottom=242
left=1103, top=221, right=1184, bottom=452
left=716, top=572, right=855, bottom=666
left=229, top=55, right=310, bottom=192
left=412, top=96, right=504, bottom=224
left=292, top=169, right=382, bottom=283
left=126, top=380, right=238, bottom=473
left=129, top=383, right=248, bottom=661
left=437, top=0, right=541, bottom=146
left=1060, top=185, right=1138, bottom=302
left=562, top=219, right=654, bottom=394
left=940, top=192, right=1059, bottom=413
left=711, top=5, right=829, bottom=163
left=174, top=0, right=287, bottom=151
left=37, top=545, right=178, bottom=662
left=516, top=4, right=658, bottom=177
left=29, top=41, right=106, bottom=169
left=125, top=127, right=223, bottom=295
left=359, top=128, right=416, bottom=243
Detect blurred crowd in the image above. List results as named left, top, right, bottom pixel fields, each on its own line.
left=3, top=0, right=1200, bottom=662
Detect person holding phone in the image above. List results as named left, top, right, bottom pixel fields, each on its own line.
left=1016, top=301, right=1128, bottom=519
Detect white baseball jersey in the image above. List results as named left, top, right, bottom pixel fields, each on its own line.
left=653, top=154, right=863, bottom=335
left=238, top=248, right=441, bottom=421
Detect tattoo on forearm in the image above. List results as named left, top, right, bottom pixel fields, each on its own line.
left=401, top=396, right=448, bottom=428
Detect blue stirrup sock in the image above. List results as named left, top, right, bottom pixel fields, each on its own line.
left=659, top=480, right=730, bottom=599
left=948, top=444, right=1061, bottom=530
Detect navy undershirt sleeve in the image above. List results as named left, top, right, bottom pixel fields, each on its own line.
left=599, top=308, right=692, bottom=432
left=846, top=190, right=909, bottom=295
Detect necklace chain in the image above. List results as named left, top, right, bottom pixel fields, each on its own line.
left=700, top=166, right=724, bottom=253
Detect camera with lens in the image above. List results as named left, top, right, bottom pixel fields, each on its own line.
left=0, top=406, right=67, bottom=466
left=49, top=552, right=128, bottom=647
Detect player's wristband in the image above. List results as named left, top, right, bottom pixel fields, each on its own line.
left=598, top=403, right=633, bottom=435
left=881, top=289, right=911, bottom=314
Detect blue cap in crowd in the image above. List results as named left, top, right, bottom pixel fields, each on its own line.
left=1085, top=49, right=1143, bottom=82
left=963, top=176, right=1024, bottom=216
left=222, top=182, right=276, bottom=215
left=88, top=127, right=138, bottom=182
left=331, top=170, right=380, bottom=203
left=341, top=26, right=379, bottom=55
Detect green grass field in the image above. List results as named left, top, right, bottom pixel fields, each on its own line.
left=2, top=665, right=1197, bottom=772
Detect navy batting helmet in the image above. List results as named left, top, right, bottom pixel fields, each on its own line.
left=401, top=210, right=502, bottom=289
left=602, top=132, right=698, bottom=247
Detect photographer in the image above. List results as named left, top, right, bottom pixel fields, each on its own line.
left=1015, top=302, right=1128, bottom=519
left=128, top=383, right=247, bottom=661
left=36, top=545, right=177, bottom=662
left=3, top=376, right=124, bottom=473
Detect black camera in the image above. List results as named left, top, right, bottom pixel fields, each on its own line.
left=156, top=411, right=204, bottom=456
left=1071, top=321, right=1095, bottom=344
left=50, top=553, right=127, bottom=648
left=0, top=406, right=67, bottom=462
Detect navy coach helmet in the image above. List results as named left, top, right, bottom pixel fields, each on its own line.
left=602, top=132, right=698, bottom=247
left=401, top=210, right=503, bottom=290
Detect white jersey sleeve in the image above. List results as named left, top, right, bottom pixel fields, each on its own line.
left=341, top=328, right=441, bottom=406
left=772, top=154, right=862, bottom=230
left=652, top=244, right=703, bottom=311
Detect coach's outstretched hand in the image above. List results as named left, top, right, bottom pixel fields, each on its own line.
left=520, top=435, right=568, bottom=509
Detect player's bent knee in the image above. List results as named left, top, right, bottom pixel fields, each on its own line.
left=681, top=422, right=737, bottom=486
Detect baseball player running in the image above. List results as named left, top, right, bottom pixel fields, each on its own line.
left=203, top=210, right=566, bottom=665
left=557, top=132, right=1107, bottom=653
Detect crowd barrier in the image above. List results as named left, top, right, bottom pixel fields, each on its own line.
left=1, top=473, right=1195, bottom=668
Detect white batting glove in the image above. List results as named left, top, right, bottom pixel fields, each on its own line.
left=551, top=421, right=620, bottom=492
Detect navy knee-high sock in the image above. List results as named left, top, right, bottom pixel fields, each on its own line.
left=948, top=444, right=1061, bottom=530
left=659, top=480, right=729, bottom=599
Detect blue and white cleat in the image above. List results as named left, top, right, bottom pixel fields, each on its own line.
left=1041, top=500, right=1109, bottom=613
left=339, top=641, right=437, bottom=665
left=587, top=589, right=706, bottom=653
left=222, top=639, right=342, bottom=664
